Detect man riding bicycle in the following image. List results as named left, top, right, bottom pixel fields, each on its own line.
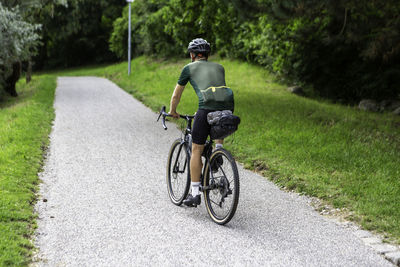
left=169, top=38, right=234, bottom=207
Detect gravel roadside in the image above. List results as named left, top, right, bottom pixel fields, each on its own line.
left=33, top=77, right=392, bottom=266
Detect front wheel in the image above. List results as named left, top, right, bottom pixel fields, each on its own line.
left=203, top=148, right=239, bottom=225
left=166, top=139, right=191, bottom=205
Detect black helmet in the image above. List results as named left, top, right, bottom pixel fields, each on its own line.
left=187, top=38, right=211, bottom=55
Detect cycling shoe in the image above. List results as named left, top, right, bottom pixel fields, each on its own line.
left=183, top=194, right=201, bottom=207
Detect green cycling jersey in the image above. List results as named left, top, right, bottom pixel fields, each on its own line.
left=177, top=60, right=234, bottom=111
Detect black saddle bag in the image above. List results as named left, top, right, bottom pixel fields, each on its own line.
left=207, top=110, right=241, bottom=140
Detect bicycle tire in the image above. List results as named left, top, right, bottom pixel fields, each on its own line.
left=166, top=138, right=191, bottom=205
left=203, top=148, right=239, bottom=225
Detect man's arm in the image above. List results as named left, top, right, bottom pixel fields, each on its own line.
left=169, top=84, right=185, bottom=118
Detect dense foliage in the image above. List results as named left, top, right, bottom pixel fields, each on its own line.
left=0, top=0, right=124, bottom=96
left=34, top=0, right=125, bottom=69
left=0, top=2, right=41, bottom=97
left=263, top=0, right=400, bottom=101
left=2, top=0, right=399, bottom=101
left=110, top=0, right=400, bottom=102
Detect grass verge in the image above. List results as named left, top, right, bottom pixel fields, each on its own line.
left=0, top=75, right=56, bottom=265
left=57, top=56, right=400, bottom=243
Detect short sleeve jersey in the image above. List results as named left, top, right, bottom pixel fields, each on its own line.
left=177, top=60, right=234, bottom=111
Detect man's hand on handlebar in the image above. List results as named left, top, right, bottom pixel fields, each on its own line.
left=158, top=106, right=195, bottom=131
left=169, top=110, right=180, bottom=119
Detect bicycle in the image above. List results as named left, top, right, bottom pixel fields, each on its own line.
left=157, top=106, right=240, bottom=225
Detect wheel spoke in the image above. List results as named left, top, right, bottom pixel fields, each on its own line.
left=210, top=198, right=220, bottom=207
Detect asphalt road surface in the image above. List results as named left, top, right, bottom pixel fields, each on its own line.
left=34, top=77, right=391, bottom=266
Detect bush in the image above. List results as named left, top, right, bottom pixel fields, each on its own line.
left=110, top=1, right=173, bottom=59
left=109, top=0, right=233, bottom=59
left=110, top=0, right=400, bottom=102
left=260, top=0, right=400, bottom=101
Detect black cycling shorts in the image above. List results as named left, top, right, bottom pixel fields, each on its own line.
left=192, top=109, right=214, bottom=145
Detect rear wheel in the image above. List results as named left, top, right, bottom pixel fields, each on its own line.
left=166, top=139, right=191, bottom=205
left=203, top=148, right=239, bottom=225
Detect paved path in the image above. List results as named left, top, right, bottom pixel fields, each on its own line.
left=34, top=77, right=392, bottom=266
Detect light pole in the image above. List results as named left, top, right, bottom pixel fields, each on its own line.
left=127, top=0, right=134, bottom=75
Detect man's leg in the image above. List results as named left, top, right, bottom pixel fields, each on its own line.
left=183, top=143, right=204, bottom=206
left=212, top=139, right=224, bottom=172
left=190, top=143, right=204, bottom=183
left=215, top=139, right=223, bottom=148
left=183, top=109, right=208, bottom=206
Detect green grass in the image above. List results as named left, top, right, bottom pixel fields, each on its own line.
left=58, top=56, right=400, bottom=243
left=2, top=55, right=399, bottom=265
left=0, top=75, right=56, bottom=265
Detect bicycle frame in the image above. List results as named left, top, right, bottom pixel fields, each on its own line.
left=157, top=106, right=216, bottom=192
left=200, top=141, right=217, bottom=192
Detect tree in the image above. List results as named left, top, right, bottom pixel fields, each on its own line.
left=35, top=0, right=125, bottom=69
left=0, top=2, right=41, bottom=97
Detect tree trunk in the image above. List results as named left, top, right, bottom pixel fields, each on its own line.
left=26, top=60, right=32, bottom=84
left=4, top=62, right=21, bottom=97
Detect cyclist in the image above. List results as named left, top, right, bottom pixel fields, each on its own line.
left=169, top=38, right=234, bottom=207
